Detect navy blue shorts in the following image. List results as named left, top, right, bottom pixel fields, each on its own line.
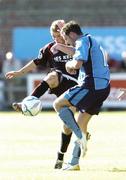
left=64, top=84, right=110, bottom=115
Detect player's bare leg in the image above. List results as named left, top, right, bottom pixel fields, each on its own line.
left=53, top=96, right=92, bottom=170
left=54, top=106, right=75, bottom=169
left=54, top=124, right=72, bottom=169
left=54, top=125, right=91, bottom=169
left=63, top=112, right=92, bottom=171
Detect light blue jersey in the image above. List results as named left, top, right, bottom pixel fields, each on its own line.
left=73, top=34, right=110, bottom=90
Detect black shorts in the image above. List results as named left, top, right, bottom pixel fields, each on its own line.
left=49, top=76, right=78, bottom=97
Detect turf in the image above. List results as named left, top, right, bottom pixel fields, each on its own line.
left=0, top=111, right=126, bottom=180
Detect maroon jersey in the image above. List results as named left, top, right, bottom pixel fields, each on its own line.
left=33, top=42, right=78, bottom=80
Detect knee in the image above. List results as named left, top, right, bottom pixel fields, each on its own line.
left=44, top=71, right=59, bottom=88
left=54, top=96, right=71, bottom=112
left=53, top=98, right=60, bottom=112
left=53, top=95, right=65, bottom=112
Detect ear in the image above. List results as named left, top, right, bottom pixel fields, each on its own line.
left=69, top=32, right=73, bottom=37
left=69, top=32, right=76, bottom=39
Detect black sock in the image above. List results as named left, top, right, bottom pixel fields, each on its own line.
left=60, top=132, right=72, bottom=153
left=57, top=152, right=64, bottom=161
left=57, top=132, right=72, bottom=161
left=31, top=80, right=49, bottom=98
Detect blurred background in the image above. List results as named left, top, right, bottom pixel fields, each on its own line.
left=0, top=0, right=126, bottom=110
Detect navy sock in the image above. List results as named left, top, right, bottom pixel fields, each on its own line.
left=57, top=152, right=64, bottom=161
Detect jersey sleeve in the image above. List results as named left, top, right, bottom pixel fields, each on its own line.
left=73, top=37, right=90, bottom=62
left=33, top=43, right=53, bottom=67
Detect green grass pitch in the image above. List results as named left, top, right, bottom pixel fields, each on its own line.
left=0, top=111, right=126, bottom=180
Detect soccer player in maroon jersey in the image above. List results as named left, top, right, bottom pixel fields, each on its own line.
left=5, top=20, right=82, bottom=169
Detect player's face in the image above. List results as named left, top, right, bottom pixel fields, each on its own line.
left=61, top=32, right=75, bottom=46
left=52, top=32, right=65, bottom=44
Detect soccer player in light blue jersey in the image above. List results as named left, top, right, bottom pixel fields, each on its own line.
left=52, top=21, right=110, bottom=170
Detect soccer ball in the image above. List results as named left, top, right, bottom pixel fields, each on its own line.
left=21, top=96, right=42, bottom=116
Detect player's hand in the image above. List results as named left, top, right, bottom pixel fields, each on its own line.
left=5, top=71, right=21, bottom=79
left=57, top=20, right=65, bottom=30
left=117, top=89, right=126, bottom=100
left=66, top=67, right=76, bottom=74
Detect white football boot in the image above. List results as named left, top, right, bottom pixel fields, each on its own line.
left=63, top=163, right=80, bottom=171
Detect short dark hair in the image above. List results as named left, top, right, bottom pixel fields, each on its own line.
left=61, top=21, right=83, bottom=35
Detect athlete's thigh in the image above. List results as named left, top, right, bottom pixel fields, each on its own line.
left=44, top=71, right=59, bottom=88
left=49, top=77, right=77, bottom=97
left=64, top=85, right=89, bottom=108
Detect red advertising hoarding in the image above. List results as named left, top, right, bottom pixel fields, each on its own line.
left=27, top=73, right=126, bottom=109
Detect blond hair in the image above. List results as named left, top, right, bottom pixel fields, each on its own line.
left=50, top=20, right=65, bottom=35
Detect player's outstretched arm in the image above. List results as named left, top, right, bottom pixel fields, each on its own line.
left=51, top=43, right=75, bottom=56
left=5, top=60, right=36, bottom=79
